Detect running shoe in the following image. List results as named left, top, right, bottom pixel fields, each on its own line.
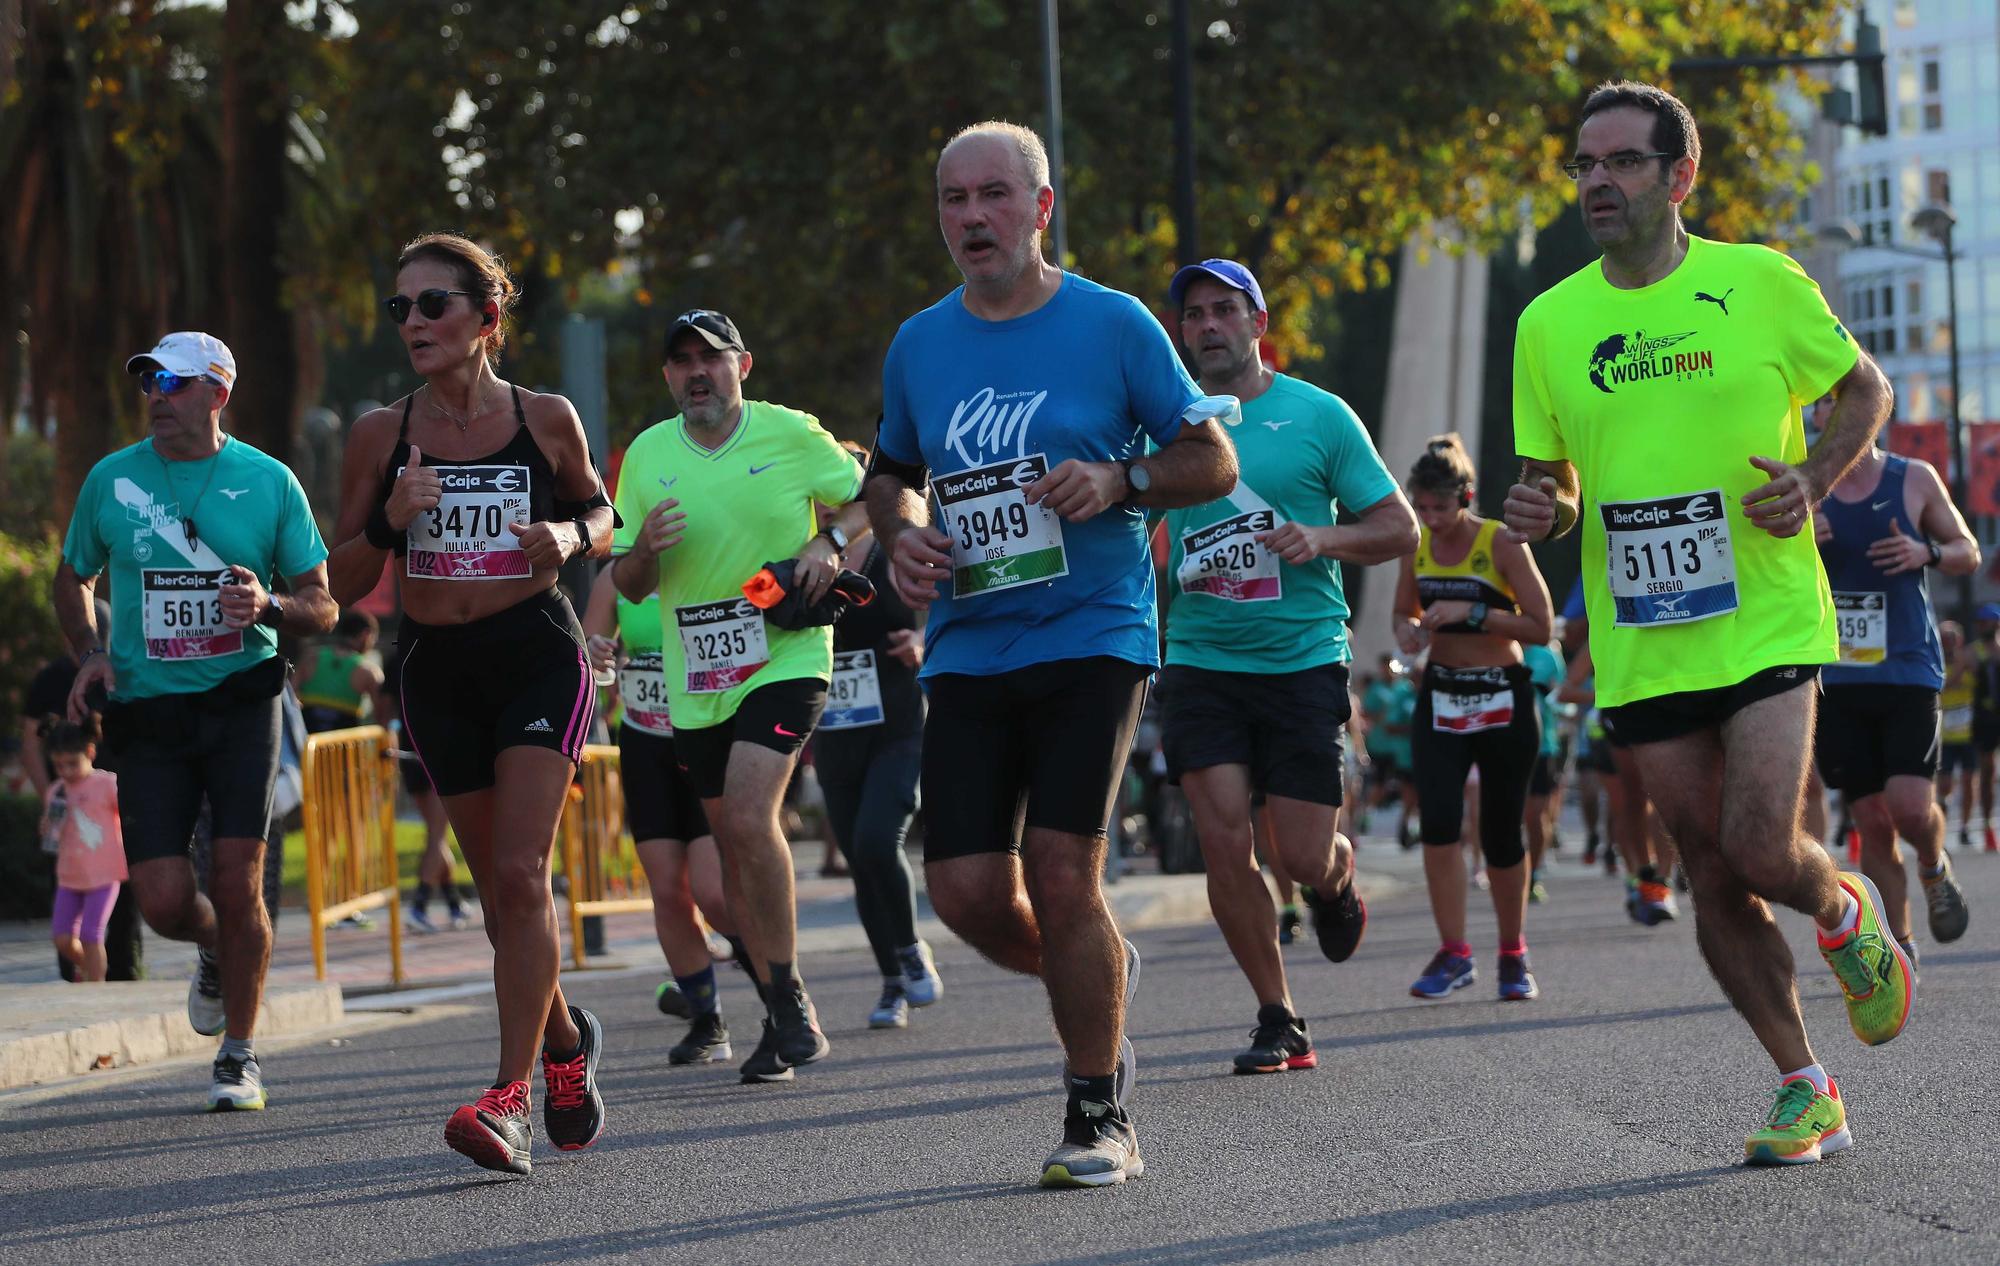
left=188, top=947, right=226, bottom=1037
left=1637, top=879, right=1679, bottom=924
left=1277, top=906, right=1302, bottom=946
left=446, top=1080, right=533, bottom=1176
left=1898, top=937, right=1921, bottom=987
left=1497, top=952, right=1539, bottom=1001
left=1985, top=823, right=1996, bottom=853
left=1818, top=871, right=1915, bottom=1047
left=207, top=1050, right=266, bottom=1112
left=1040, top=1098, right=1143, bottom=1188
left=1922, top=857, right=1970, bottom=943
left=1623, top=878, right=1648, bottom=925
left=406, top=904, right=438, bottom=935
left=1231, top=1003, right=1316, bottom=1074
left=707, top=929, right=735, bottom=960
left=1410, top=949, right=1477, bottom=999
left=669, top=1011, right=731, bottom=1065
left=542, top=1005, right=606, bottom=1151
left=771, top=983, right=831, bottom=1067
left=1303, top=880, right=1367, bottom=963
left=869, top=980, right=910, bottom=1029
left=1529, top=869, right=1548, bottom=904
left=655, top=979, right=692, bottom=1019
left=448, top=906, right=470, bottom=932
left=1957, top=827, right=1972, bottom=852
left=739, top=1018, right=794, bottom=1083
left=1743, top=1075, right=1851, bottom=1166
left=1118, top=938, right=1140, bottom=1111
left=1582, top=833, right=1599, bottom=866
left=897, top=941, right=943, bottom=1008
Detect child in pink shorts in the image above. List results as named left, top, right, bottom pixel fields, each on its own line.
left=40, top=716, right=127, bottom=983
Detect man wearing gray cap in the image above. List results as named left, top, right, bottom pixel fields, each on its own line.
left=1162, top=259, right=1416, bottom=1075
left=52, top=331, right=337, bottom=1112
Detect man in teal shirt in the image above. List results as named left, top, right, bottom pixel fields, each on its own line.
left=1362, top=656, right=1419, bottom=846
left=54, top=331, right=335, bottom=1114
left=1158, top=260, right=1417, bottom=1075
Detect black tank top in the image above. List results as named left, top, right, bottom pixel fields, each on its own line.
left=378, top=385, right=557, bottom=557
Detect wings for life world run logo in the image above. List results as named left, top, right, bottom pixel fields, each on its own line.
left=1587, top=330, right=1715, bottom=394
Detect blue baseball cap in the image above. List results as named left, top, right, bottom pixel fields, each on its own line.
left=1169, top=259, right=1267, bottom=314
left=1976, top=603, right=2000, bottom=623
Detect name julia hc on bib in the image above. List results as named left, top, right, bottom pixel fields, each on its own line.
left=404, top=464, right=532, bottom=580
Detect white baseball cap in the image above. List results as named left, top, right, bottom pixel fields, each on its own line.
left=125, top=331, right=237, bottom=390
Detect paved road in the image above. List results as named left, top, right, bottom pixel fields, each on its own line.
left=3, top=844, right=1996, bottom=1265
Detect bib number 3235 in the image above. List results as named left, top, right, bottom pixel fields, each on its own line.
left=1601, top=489, right=1737, bottom=628
left=932, top=454, right=1069, bottom=598
left=676, top=598, right=770, bottom=694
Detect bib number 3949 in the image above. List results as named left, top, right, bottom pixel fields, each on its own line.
left=405, top=464, right=532, bottom=581
left=142, top=568, right=243, bottom=661
left=1601, top=489, right=1738, bottom=628
left=932, top=454, right=1068, bottom=598
left=1833, top=591, right=1887, bottom=665
left=676, top=599, right=770, bottom=694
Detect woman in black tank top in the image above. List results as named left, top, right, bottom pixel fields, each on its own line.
left=327, top=233, right=615, bottom=1176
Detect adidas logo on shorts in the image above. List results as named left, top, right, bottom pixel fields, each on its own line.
left=524, top=717, right=555, bottom=733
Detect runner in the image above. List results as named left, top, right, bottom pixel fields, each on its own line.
left=1361, top=656, right=1419, bottom=847
left=54, top=330, right=336, bottom=1111
left=1394, top=435, right=1553, bottom=1001
left=1522, top=634, right=1568, bottom=902
left=580, top=566, right=738, bottom=1063
left=865, top=121, right=1237, bottom=1187
left=1158, top=258, right=1415, bottom=1073
left=1812, top=439, right=1975, bottom=963
left=1965, top=604, right=2000, bottom=851
left=1936, top=620, right=1976, bottom=849
left=329, top=235, right=616, bottom=1175
left=1505, top=81, right=1911, bottom=1165
left=611, top=307, right=871, bottom=1084
left=296, top=610, right=384, bottom=733
left=815, top=441, right=941, bottom=1030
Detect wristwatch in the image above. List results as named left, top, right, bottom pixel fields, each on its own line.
left=571, top=516, right=595, bottom=556
left=822, top=522, right=850, bottom=552
left=1120, top=459, right=1152, bottom=506
left=1927, top=541, right=1943, bottom=568
left=259, top=593, right=286, bottom=629
left=1466, top=601, right=1489, bottom=632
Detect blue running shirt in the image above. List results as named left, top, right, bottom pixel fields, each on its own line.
left=878, top=273, right=1203, bottom=678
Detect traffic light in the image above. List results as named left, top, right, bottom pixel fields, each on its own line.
left=1854, top=17, right=1887, bottom=136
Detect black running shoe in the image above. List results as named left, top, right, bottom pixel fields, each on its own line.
left=771, top=984, right=831, bottom=1067
left=1304, top=880, right=1367, bottom=963
left=1232, top=1003, right=1317, bottom=1074
left=541, top=1005, right=606, bottom=1151
left=655, top=979, right=692, bottom=1019
left=740, top=1018, right=794, bottom=1083
left=1277, top=907, right=1302, bottom=946
left=670, top=1011, right=732, bottom=1065
left=445, top=1080, right=533, bottom=1175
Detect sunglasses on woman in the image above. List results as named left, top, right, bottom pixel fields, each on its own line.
left=135, top=370, right=220, bottom=397
left=384, top=289, right=477, bottom=324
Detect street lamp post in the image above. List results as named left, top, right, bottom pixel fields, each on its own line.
left=1817, top=208, right=1971, bottom=616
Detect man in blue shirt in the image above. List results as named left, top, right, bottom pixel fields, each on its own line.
left=865, top=121, right=1236, bottom=1188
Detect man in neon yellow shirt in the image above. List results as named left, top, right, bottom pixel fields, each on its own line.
left=613, top=309, right=869, bottom=1084
left=1503, top=81, right=1910, bottom=1167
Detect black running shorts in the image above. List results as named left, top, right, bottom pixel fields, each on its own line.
left=921, top=656, right=1152, bottom=861
left=1814, top=683, right=1941, bottom=800
left=1600, top=664, right=1818, bottom=747
left=398, top=588, right=594, bottom=798
left=105, top=663, right=284, bottom=863
left=1160, top=663, right=1349, bottom=807
left=1939, top=741, right=1977, bottom=775
left=672, top=676, right=828, bottom=801
left=618, top=725, right=711, bottom=842
left=1411, top=663, right=1540, bottom=868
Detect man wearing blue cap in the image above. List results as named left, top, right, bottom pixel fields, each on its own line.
left=1160, top=260, right=1417, bottom=1074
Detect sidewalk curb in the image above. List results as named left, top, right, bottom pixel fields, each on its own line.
left=0, top=981, right=343, bottom=1091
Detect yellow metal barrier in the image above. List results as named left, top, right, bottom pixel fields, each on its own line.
left=560, top=744, right=654, bottom=968
left=301, top=725, right=405, bottom=986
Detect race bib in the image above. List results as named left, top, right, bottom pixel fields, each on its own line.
left=933, top=454, right=1069, bottom=598
left=619, top=651, right=673, bottom=736
left=820, top=649, right=885, bottom=731
left=676, top=598, right=770, bottom=694
left=1431, top=682, right=1515, bottom=734
left=1944, top=703, right=1973, bottom=735
left=142, top=568, right=243, bottom=661
left=1178, top=509, right=1281, bottom=602
left=1601, top=490, right=1738, bottom=628
left=405, top=464, right=532, bottom=581
left=1832, top=591, right=1887, bottom=666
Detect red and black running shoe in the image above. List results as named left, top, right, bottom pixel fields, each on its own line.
left=1304, top=879, right=1367, bottom=963
left=1232, top=1004, right=1317, bottom=1074
left=445, top=1080, right=533, bottom=1175
left=542, top=1005, right=606, bottom=1151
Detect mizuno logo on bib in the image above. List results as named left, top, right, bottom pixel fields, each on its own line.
left=619, top=650, right=673, bottom=735
left=676, top=598, right=769, bottom=694
left=1832, top=591, right=1887, bottom=665
left=1600, top=489, right=1737, bottom=627
left=142, top=568, right=242, bottom=661
left=820, top=649, right=885, bottom=731
left=932, top=454, right=1068, bottom=597
left=404, top=464, right=532, bottom=580
left=1177, top=478, right=1283, bottom=603
left=1429, top=666, right=1515, bottom=734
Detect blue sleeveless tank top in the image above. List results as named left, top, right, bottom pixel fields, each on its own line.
left=1819, top=455, right=1943, bottom=689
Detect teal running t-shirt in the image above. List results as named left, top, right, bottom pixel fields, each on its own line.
left=1523, top=641, right=1567, bottom=757
left=1161, top=374, right=1397, bottom=673
left=63, top=437, right=327, bottom=700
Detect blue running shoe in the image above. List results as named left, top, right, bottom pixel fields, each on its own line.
left=1497, top=952, right=1539, bottom=1001
left=1410, top=949, right=1477, bottom=999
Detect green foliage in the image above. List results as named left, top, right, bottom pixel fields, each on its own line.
left=0, top=794, right=56, bottom=920
left=0, top=530, right=67, bottom=736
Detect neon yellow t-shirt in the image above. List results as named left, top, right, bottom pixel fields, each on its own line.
left=613, top=402, right=863, bottom=730
left=1512, top=237, right=1858, bottom=708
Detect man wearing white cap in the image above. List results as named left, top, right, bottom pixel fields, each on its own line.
left=52, top=331, right=336, bottom=1112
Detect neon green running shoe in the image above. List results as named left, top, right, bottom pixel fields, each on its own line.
left=1817, top=871, right=1914, bottom=1046
left=1744, top=1076, right=1851, bottom=1166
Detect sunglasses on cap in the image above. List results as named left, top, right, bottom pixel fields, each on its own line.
left=383, top=289, right=478, bottom=324
left=136, top=370, right=221, bottom=397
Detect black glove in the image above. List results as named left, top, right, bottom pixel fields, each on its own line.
left=743, top=559, right=876, bottom=630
